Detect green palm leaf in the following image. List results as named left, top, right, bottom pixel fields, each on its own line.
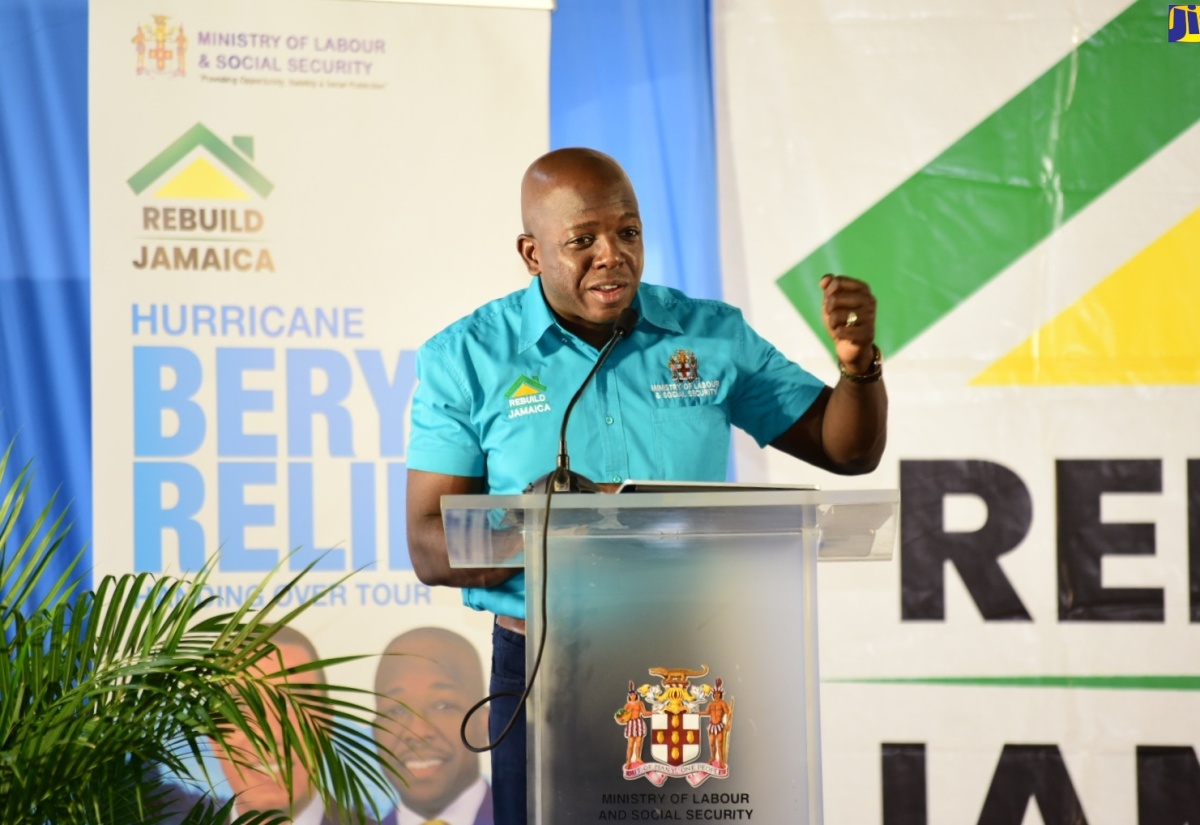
left=0, top=446, right=398, bottom=824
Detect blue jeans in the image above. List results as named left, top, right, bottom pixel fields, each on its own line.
left=489, top=623, right=527, bottom=825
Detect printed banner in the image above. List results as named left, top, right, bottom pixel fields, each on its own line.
left=715, top=1, right=1200, bottom=822
left=90, top=0, right=550, bottom=816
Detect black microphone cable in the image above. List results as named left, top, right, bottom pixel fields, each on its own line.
left=460, top=307, right=639, bottom=755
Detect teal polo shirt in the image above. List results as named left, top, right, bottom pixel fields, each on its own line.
left=407, top=279, right=825, bottom=618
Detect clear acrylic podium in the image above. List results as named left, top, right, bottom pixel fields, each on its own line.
left=442, top=487, right=898, bottom=825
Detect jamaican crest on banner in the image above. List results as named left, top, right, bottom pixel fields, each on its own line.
left=132, top=15, right=188, bottom=77
left=614, top=664, right=733, bottom=787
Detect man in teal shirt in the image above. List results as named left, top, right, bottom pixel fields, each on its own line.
left=406, top=147, right=887, bottom=825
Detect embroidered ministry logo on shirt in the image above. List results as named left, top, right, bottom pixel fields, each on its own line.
left=651, top=350, right=720, bottom=400
left=505, top=374, right=553, bottom=419
left=668, top=349, right=699, bottom=383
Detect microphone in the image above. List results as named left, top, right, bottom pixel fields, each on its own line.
left=470, top=306, right=640, bottom=757
left=525, top=307, right=639, bottom=494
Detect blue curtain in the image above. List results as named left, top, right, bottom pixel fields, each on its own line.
left=551, top=0, right=722, bottom=301
left=0, top=0, right=93, bottom=599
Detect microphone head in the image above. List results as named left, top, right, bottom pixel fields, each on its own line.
left=613, top=307, right=639, bottom=337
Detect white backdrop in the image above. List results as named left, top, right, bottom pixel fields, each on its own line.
left=89, top=0, right=551, bottom=785
left=76, top=0, right=1200, bottom=821
left=717, top=1, right=1200, bottom=822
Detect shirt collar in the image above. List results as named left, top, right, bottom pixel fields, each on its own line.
left=517, top=277, right=557, bottom=352
left=517, top=279, right=682, bottom=353
left=229, top=796, right=325, bottom=825
left=396, top=776, right=488, bottom=825
left=633, top=283, right=684, bottom=334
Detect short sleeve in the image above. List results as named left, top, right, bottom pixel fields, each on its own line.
left=406, top=340, right=487, bottom=477
left=728, top=316, right=825, bottom=447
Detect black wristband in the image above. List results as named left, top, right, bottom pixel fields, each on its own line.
left=838, top=344, right=883, bottom=384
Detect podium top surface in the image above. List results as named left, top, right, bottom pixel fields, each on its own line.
left=441, top=487, right=898, bottom=567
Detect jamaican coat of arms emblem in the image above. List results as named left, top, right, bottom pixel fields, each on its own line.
left=614, top=665, right=733, bottom=787
left=667, top=349, right=699, bottom=383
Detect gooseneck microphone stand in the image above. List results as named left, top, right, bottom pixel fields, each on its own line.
left=461, top=306, right=640, bottom=755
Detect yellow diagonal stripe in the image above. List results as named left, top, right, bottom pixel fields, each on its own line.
left=153, top=156, right=250, bottom=200
left=974, top=206, right=1200, bottom=386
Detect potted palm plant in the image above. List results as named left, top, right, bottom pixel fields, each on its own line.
left=0, top=442, right=395, bottom=824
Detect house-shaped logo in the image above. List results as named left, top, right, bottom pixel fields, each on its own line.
left=505, top=375, right=551, bottom=419
left=505, top=375, right=547, bottom=399
left=128, top=124, right=276, bottom=273
left=128, top=123, right=273, bottom=200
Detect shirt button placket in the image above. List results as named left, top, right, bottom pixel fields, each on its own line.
left=599, top=369, right=629, bottom=484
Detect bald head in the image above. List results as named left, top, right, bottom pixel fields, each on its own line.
left=520, top=147, right=636, bottom=236
left=373, top=627, right=488, bottom=813
left=375, top=626, right=483, bottom=697
left=515, top=146, right=644, bottom=347
left=258, top=624, right=326, bottom=685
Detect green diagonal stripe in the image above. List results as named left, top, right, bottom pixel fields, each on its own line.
left=828, top=675, right=1200, bottom=691
left=778, top=0, right=1200, bottom=358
